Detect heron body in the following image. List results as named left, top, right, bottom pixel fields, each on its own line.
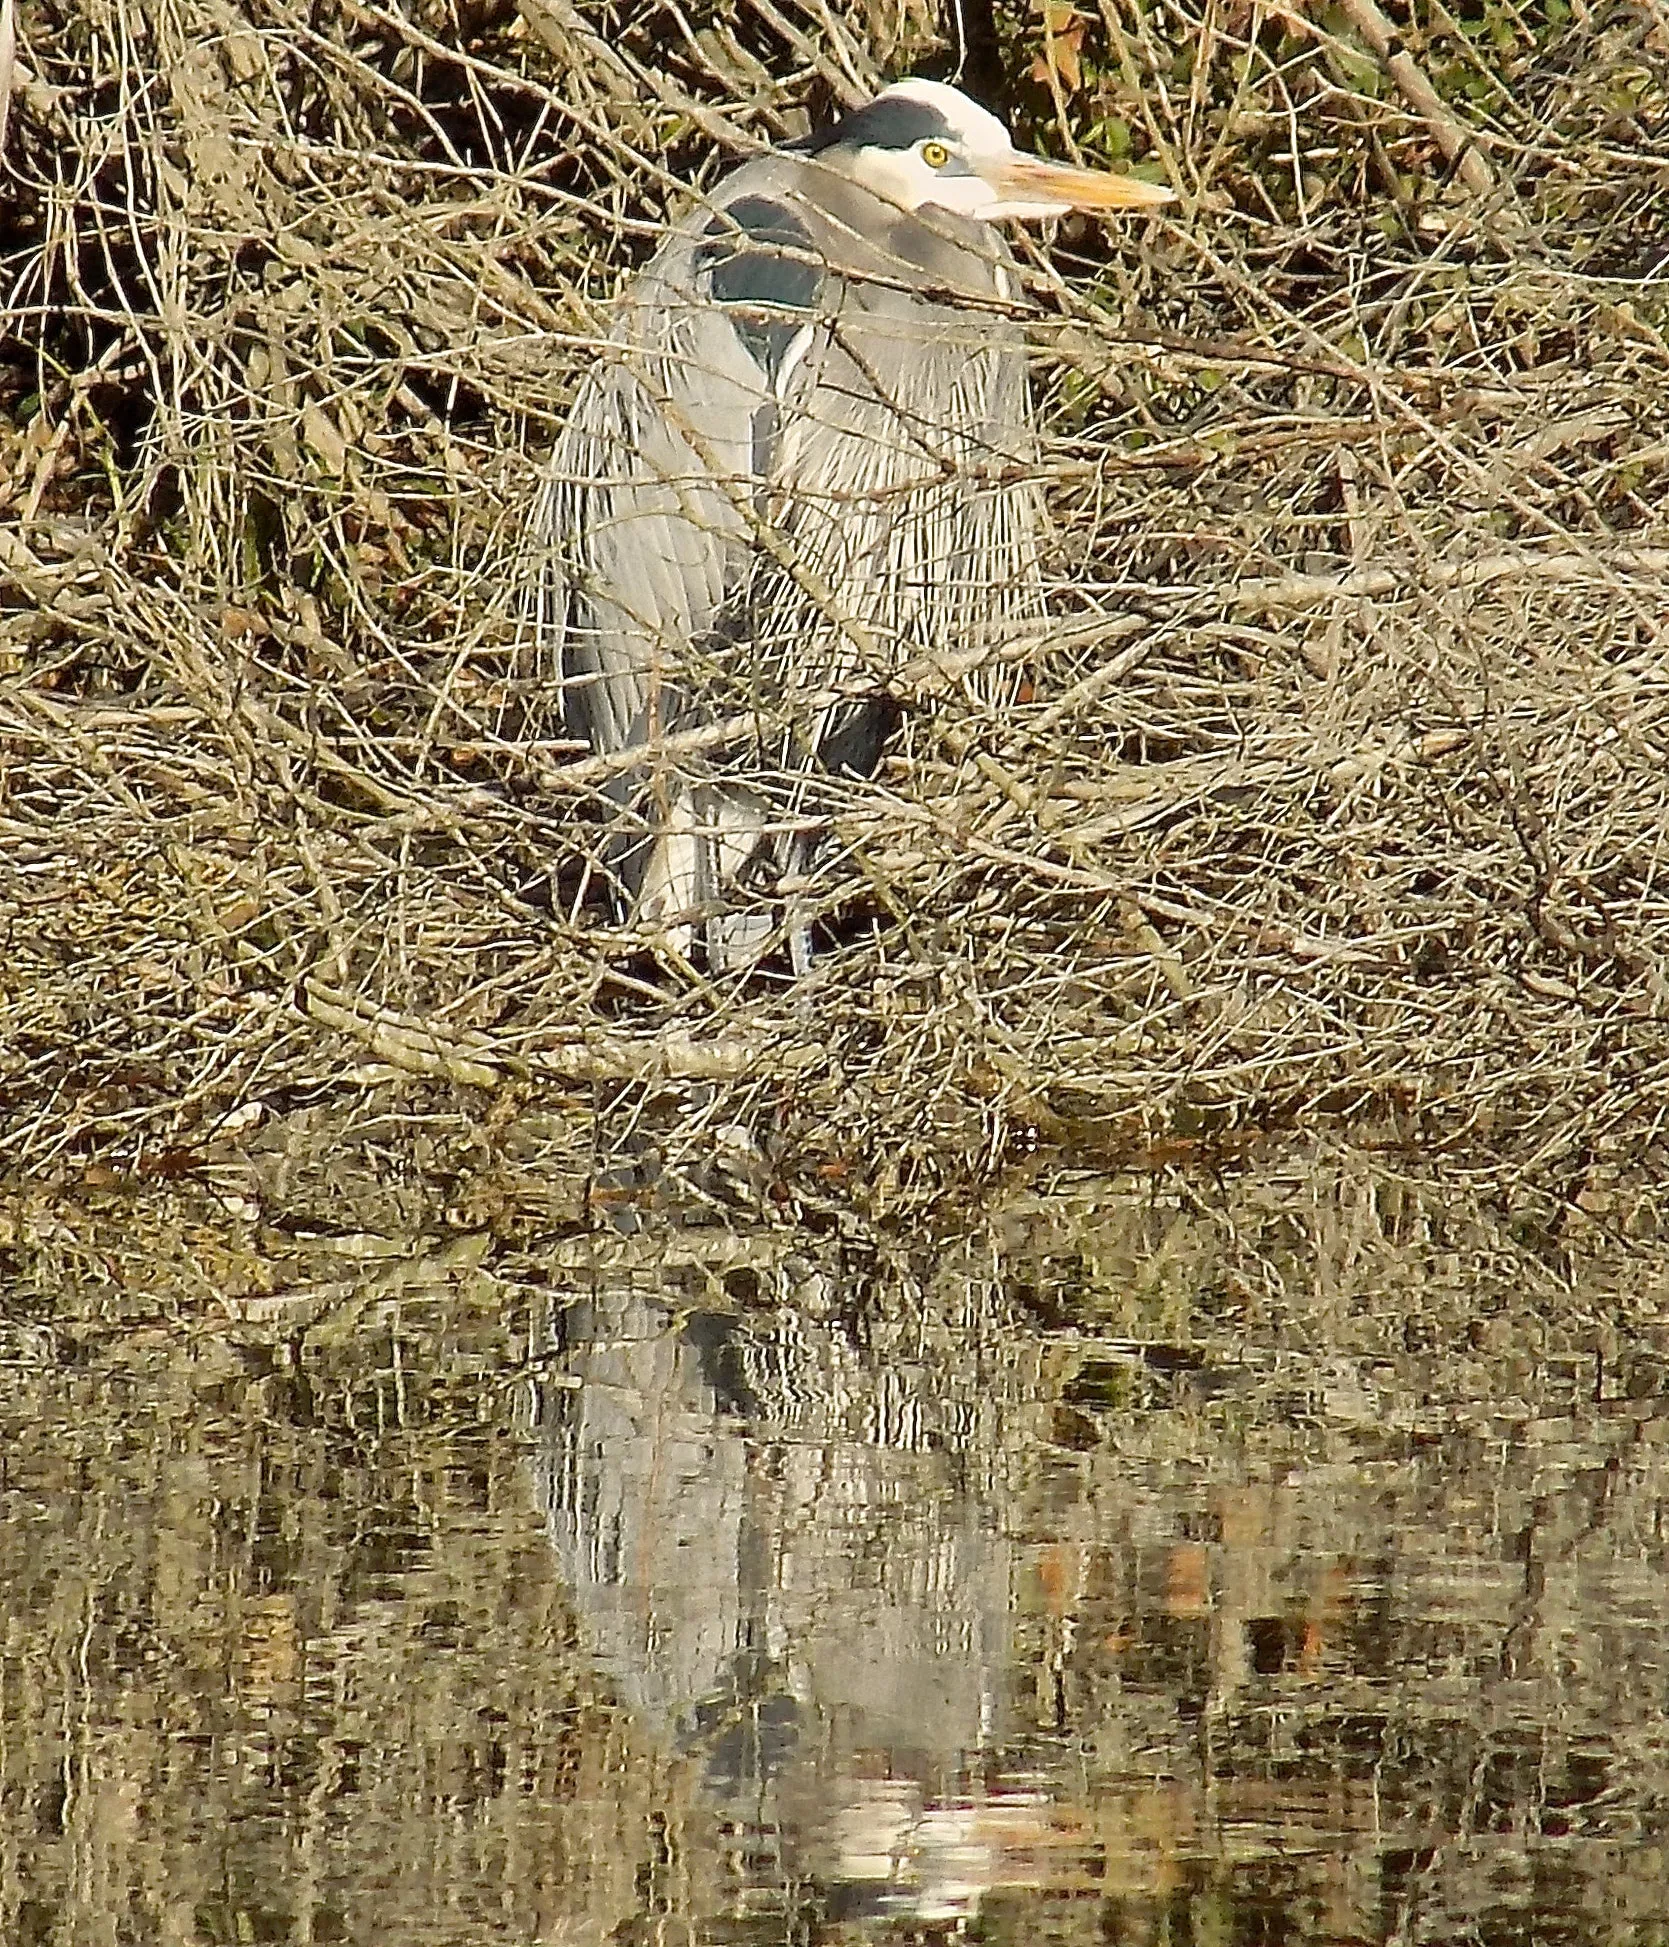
left=538, top=80, right=1171, bottom=968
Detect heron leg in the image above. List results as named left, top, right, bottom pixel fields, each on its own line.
left=787, top=915, right=814, bottom=978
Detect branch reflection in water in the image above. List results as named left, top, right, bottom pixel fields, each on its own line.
left=525, top=1234, right=1669, bottom=1941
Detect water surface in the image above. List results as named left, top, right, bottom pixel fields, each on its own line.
left=3, top=1210, right=1666, bottom=1943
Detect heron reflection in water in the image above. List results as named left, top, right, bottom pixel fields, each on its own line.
left=537, top=79, right=1172, bottom=968
left=530, top=1272, right=1041, bottom=1925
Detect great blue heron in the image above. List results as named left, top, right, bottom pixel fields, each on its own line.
left=538, top=79, right=1172, bottom=970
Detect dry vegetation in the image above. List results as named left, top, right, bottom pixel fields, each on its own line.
left=2, top=0, right=1668, bottom=1258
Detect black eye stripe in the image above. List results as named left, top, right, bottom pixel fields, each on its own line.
left=792, top=96, right=957, bottom=155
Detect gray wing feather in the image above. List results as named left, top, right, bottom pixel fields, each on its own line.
left=538, top=286, right=769, bottom=758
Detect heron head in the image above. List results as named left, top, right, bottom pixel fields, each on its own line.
left=800, top=78, right=1174, bottom=225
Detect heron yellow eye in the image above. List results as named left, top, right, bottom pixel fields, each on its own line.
left=920, top=140, right=950, bottom=169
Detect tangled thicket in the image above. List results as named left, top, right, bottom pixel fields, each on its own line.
left=2, top=0, right=1667, bottom=1248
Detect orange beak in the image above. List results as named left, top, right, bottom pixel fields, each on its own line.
left=986, top=154, right=1175, bottom=217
